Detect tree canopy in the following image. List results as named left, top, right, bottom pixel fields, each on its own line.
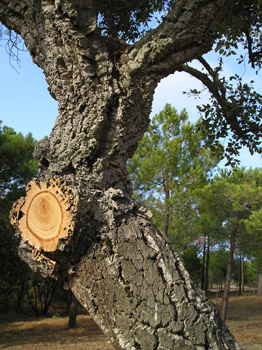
left=97, top=0, right=171, bottom=41
left=128, top=103, right=221, bottom=244
left=1, top=0, right=261, bottom=164
left=0, top=122, right=38, bottom=196
left=98, top=0, right=262, bottom=56
left=130, top=129, right=262, bottom=318
left=176, top=0, right=262, bottom=164
left=0, top=1, right=258, bottom=348
left=197, top=167, right=262, bottom=320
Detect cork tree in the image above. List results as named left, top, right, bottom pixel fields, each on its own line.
left=0, top=1, right=244, bottom=349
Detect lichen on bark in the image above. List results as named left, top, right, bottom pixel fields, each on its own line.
left=2, top=0, right=240, bottom=348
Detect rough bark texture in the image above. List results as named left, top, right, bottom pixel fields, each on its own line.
left=2, top=0, right=240, bottom=348
left=69, top=206, right=238, bottom=350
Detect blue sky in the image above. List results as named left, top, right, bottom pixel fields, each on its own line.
left=0, top=42, right=58, bottom=140
left=0, top=36, right=261, bottom=169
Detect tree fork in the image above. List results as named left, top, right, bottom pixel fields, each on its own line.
left=2, top=0, right=240, bottom=348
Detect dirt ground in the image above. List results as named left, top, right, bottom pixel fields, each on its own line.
left=0, top=295, right=261, bottom=350
left=219, top=294, right=262, bottom=350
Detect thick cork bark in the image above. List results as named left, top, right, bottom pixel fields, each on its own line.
left=2, top=0, right=240, bottom=348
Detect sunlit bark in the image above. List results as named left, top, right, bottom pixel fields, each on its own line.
left=2, top=0, right=240, bottom=348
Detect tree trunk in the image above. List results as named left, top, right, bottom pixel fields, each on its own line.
left=238, top=255, right=242, bottom=296
left=204, top=235, right=210, bottom=293
left=15, top=282, right=25, bottom=312
left=201, top=237, right=206, bottom=290
left=258, top=271, right=262, bottom=296
left=2, top=0, right=239, bottom=348
left=162, top=182, right=170, bottom=237
left=241, top=256, right=245, bottom=295
left=221, top=228, right=236, bottom=322
left=12, top=184, right=239, bottom=349
left=68, top=291, right=78, bottom=328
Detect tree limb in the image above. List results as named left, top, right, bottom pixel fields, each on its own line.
left=0, top=0, right=99, bottom=101
left=122, top=0, right=230, bottom=80
left=176, top=58, right=262, bottom=156
left=177, top=59, right=229, bottom=111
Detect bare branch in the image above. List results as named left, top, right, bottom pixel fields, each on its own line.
left=0, top=24, right=26, bottom=71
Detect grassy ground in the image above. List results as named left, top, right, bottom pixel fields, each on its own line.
left=0, top=294, right=261, bottom=350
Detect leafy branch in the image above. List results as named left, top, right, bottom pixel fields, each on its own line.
left=178, top=57, right=262, bottom=165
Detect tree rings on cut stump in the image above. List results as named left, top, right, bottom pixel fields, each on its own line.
left=10, top=178, right=78, bottom=252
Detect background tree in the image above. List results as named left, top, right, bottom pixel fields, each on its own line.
left=209, top=250, right=229, bottom=292
left=195, top=183, right=229, bottom=293
left=0, top=122, right=70, bottom=315
left=245, top=207, right=262, bottom=295
left=0, top=122, right=38, bottom=195
left=181, top=246, right=202, bottom=284
left=128, top=103, right=221, bottom=243
left=0, top=1, right=251, bottom=348
left=25, top=273, right=56, bottom=315
left=199, top=168, right=262, bottom=321
left=0, top=121, right=38, bottom=311
left=128, top=103, right=222, bottom=286
left=244, top=260, right=259, bottom=289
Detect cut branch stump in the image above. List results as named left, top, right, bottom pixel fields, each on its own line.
left=10, top=178, right=78, bottom=252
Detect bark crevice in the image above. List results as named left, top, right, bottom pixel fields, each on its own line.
left=2, top=0, right=240, bottom=349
